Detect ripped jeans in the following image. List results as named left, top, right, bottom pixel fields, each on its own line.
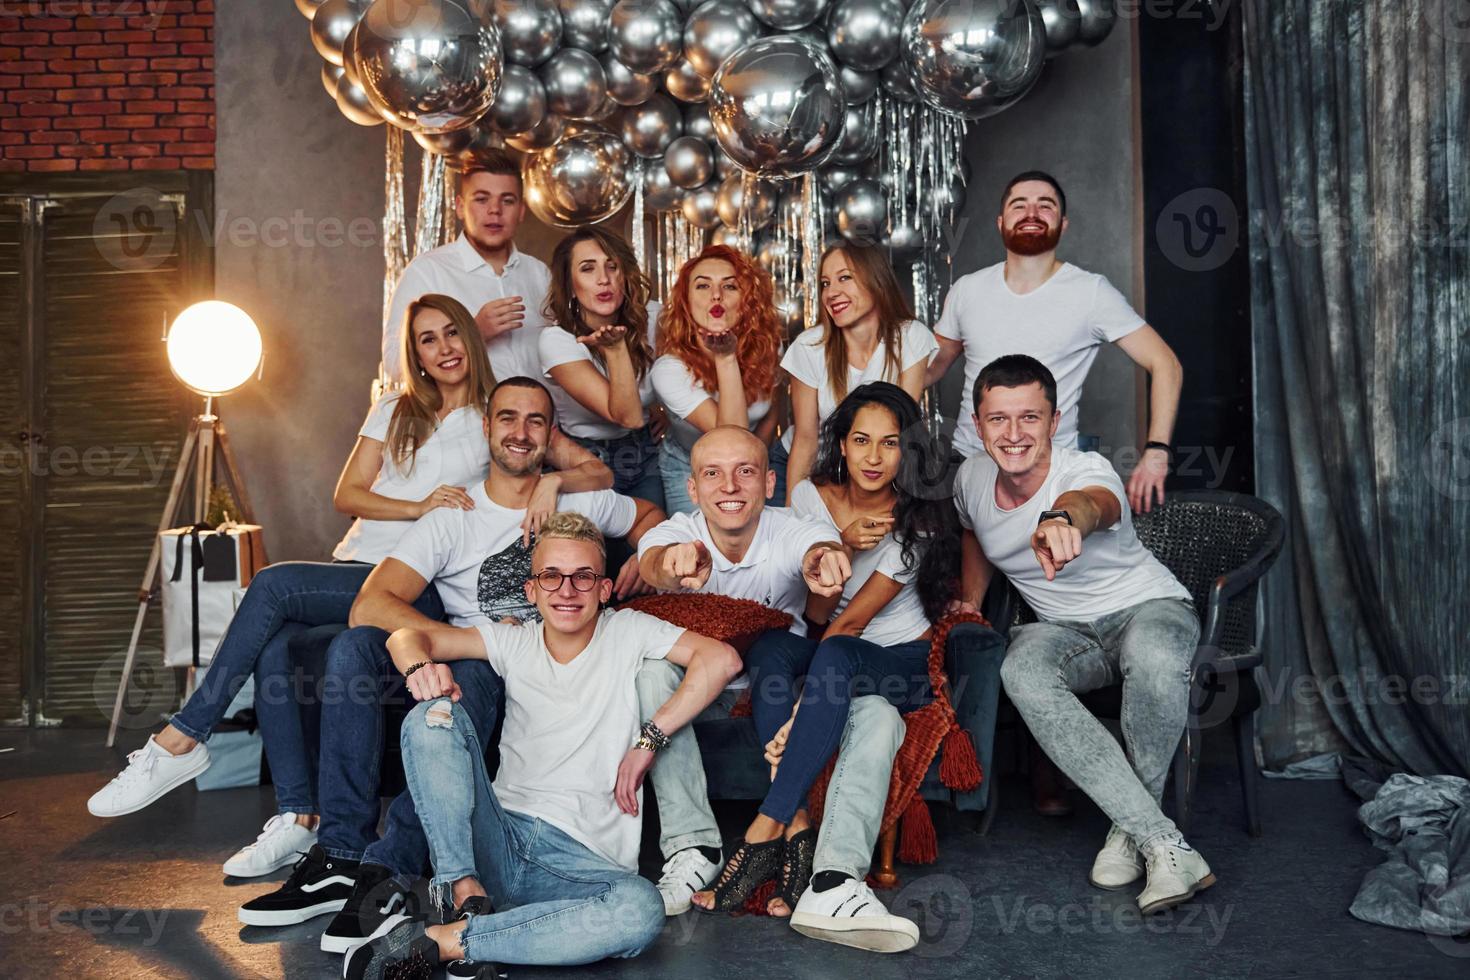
left=400, top=699, right=664, bottom=966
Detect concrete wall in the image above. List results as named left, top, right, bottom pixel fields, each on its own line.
left=934, top=22, right=1143, bottom=459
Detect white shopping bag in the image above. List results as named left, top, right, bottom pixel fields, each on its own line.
left=160, top=523, right=266, bottom=669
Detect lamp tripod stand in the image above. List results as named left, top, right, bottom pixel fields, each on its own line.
left=106, top=396, right=256, bottom=747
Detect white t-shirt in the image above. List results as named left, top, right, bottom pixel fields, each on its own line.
left=538, top=301, right=662, bottom=440
left=475, top=609, right=686, bottom=870
left=953, top=446, right=1189, bottom=622
left=382, top=236, right=551, bottom=384
left=637, top=507, right=836, bottom=638
left=332, top=395, right=490, bottom=564
left=779, top=319, right=938, bottom=451
left=789, top=480, right=929, bottom=647
left=934, top=262, right=1145, bottom=457
left=390, top=482, right=637, bottom=626
left=650, top=354, right=771, bottom=452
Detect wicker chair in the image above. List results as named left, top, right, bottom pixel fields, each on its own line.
left=988, top=490, right=1285, bottom=836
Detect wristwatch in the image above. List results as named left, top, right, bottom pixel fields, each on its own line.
left=1038, top=509, right=1072, bottom=526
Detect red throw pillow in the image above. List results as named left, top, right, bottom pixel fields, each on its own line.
left=625, top=593, right=791, bottom=655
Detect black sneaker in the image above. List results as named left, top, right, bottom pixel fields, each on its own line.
left=237, top=844, right=358, bottom=927
left=443, top=896, right=505, bottom=980
left=342, top=915, right=440, bottom=980
left=320, top=862, right=414, bottom=954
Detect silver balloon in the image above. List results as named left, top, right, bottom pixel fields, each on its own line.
left=643, top=161, right=685, bottom=210
left=931, top=173, right=966, bottom=215
left=311, top=0, right=366, bottom=66
left=538, top=47, right=607, bottom=119
left=834, top=176, right=887, bottom=245
left=559, top=0, right=612, bottom=52
left=838, top=65, right=878, bottom=104
left=522, top=132, right=635, bottom=226
left=321, top=61, right=347, bottom=98
left=415, top=125, right=476, bottom=155
left=487, top=63, right=547, bottom=133
left=351, top=0, right=503, bottom=134
left=494, top=0, right=562, bottom=67
left=826, top=0, right=903, bottom=71
left=883, top=218, right=923, bottom=257
left=1035, top=0, right=1079, bottom=55
left=819, top=162, right=861, bottom=198
left=711, top=224, right=755, bottom=253
left=756, top=234, right=792, bottom=272
left=664, top=58, right=711, bottom=103
left=829, top=102, right=878, bottom=164
left=1074, top=0, right=1115, bottom=45
left=880, top=57, right=918, bottom=101
left=900, top=0, right=1045, bottom=119
left=588, top=93, right=623, bottom=121
left=336, top=75, right=387, bottom=125
left=297, top=0, right=329, bottom=18
left=682, top=101, right=716, bottom=141
left=774, top=286, right=804, bottom=330
left=747, top=0, right=830, bottom=30
left=685, top=0, right=762, bottom=78
left=562, top=117, right=616, bottom=138
left=601, top=51, right=659, bottom=105
left=681, top=181, right=722, bottom=228
left=621, top=93, right=683, bottom=157
left=506, top=110, right=566, bottom=150
left=712, top=147, right=739, bottom=181
left=708, top=35, right=846, bottom=179
left=664, top=135, right=714, bottom=187
left=609, top=0, right=684, bottom=74
left=714, top=173, right=779, bottom=228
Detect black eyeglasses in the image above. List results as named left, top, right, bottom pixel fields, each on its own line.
left=532, top=570, right=602, bottom=592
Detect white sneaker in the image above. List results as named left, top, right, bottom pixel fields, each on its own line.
left=223, top=814, right=318, bottom=878
left=1137, top=836, right=1216, bottom=914
left=655, top=848, right=721, bottom=916
left=87, top=735, right=211, bottom=818
left=1089, top=824, right=1144, bottom=890
left=790, top=877, right=919, bottom=953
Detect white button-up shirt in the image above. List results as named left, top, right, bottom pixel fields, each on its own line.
left=381, top=234, right=552, bottom=384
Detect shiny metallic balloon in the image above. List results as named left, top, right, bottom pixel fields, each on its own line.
left=589, top=93, right=623, bottom=121
left=321, top=61, right=347, bottom=98
left=685, top=0, right=762, bottom=78
left=559, top=0, right=612, bottom=52
left=834, top=176, right=887, bottom=245
left=506, top=110, right=566, bottom=150
left=819, top=162, right=861, bottom=198
left=1074, top=0, right=1115, bottom=45
left=747, top=0, right=830, bottom=30
left=931, top=173, right=966, bottom=215
left=714, top=172, right=779, bottom=228
left=900, top=0, right=1045, bottom=119
left=415, top=125, right=476, bottom=155
left=336, top=75, right=387, bottom=125
left=829, top=102, right=878, bottom=164
left=538, top=47, right=607, bottom=119
left=601, top=51, right=659, bottom=105
left=756, top=234, right=792, bottom=272
left=643, top=161, right=685, bottom=210
left=664, top=58, right=711, bottom=103
left=1035, top=0, right=1079, bottom=55
left=311, top=0, right=366, bottom=66
left=708, top=35, right=846, bottom=179
left=494, top=0, right=562, bottom=67
left=297, top=0, right=329, bottom=18
left=879, top=57, right=918, bottom=101
left=838, top=65, right=878, bottom=103
left=609, top=0, right=684, bottom=74
left=712, top=147, right=739, bottom=182
left=826, top=0, right=903, bottom=71
left=682, top=101, right=716, bottom=141
left=774, top=286, right=805, bottom=330
left=486, top=63, right=548, bottom=133
left=711, top=224, right=755, bottom=253
left=351, top=0, right=504, bottom=134
left=664, top=134, right=715, bottom=187
left=681, top=181, right=722, bottom=228
left=883, top=218, right=923, bottom=256
left=522, top=132, right=635, bottom=226
left=621, top=92, right=684, bottom=157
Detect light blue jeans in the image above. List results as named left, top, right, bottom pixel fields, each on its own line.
left=401, top=699, right=664, bottom=966
left=658, top=436, right=788, bottom=516
left=1001, top=596, right=1200, bottom=848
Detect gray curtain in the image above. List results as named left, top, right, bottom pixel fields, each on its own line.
left=1246, top=0, right=1469, bottom=775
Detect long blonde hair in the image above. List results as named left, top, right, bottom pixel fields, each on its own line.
left=387, top=294, right=496, bottom=470
left=817, top=244, right=915, bottom=403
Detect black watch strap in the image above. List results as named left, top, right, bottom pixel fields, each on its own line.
left=1038, top=509, right=1072, bottom=526
left=1144, top=441, right=1174, bottom=465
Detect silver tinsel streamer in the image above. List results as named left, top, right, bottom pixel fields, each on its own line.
left=632, top=160, right=646, bottom=286
left=801, top=172, right=821, bottom=331
left=382, top=126, right=408, bottom=332
left=414, top=151, right=446, bottom=258
left=441, top=166, right=459, bottom=245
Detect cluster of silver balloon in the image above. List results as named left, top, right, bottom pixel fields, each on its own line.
left=298, top=0, right=1116, bottom=322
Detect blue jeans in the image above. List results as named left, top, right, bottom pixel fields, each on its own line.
left=168, top=561, right=443, bottom=815
left=570, top=428, right=664, bottom=511
left=401, top=699, right=664, bottom=966
left=659, top=435, right=788, bottom=516
left=316, top=626, right=504, bottom=877
left=747, top=632, right=933, bottom=824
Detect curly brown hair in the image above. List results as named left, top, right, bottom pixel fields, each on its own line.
left=543, top=227, right=654, bottom=380
left=655, top=243, right=781, bottom=403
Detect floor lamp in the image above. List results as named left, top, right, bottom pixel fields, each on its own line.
left=106, top=301, right=263, bottom=747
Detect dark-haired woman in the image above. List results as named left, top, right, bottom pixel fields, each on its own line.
left=86, top=295, right=611, bottom=874
left=691, top=383, right=960, bottom=922
left=780, top=244, right=936, bottom=500
left=539, top=227, right=666, bottom=509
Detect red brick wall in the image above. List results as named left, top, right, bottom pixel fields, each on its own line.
left=0, top=0, right=214, bottom=173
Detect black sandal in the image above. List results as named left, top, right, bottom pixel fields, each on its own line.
left=770, top=828, right=816, bottom=915
left=693, top=837, right=784, bottom=914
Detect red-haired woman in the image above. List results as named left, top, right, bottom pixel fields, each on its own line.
left=651, top=244, right=787, bottom=513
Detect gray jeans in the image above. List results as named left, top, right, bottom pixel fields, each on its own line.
left=636, top=660, right=903, bottom=880
left=1000, top=596, right=1200, bottom=848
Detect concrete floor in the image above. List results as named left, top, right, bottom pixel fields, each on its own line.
left=1, top=728, right=1464, bottom=980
